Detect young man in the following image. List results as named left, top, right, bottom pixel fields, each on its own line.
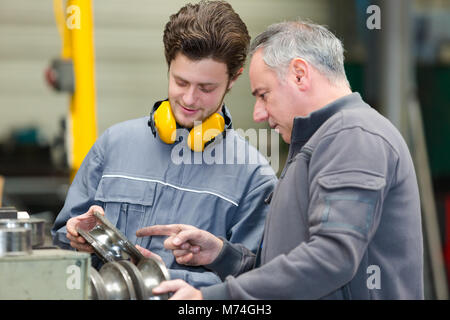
left=143, top=20, right=424, bottom=299
left=51, top=1, right=277, bottom=288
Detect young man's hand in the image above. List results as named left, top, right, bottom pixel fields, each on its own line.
left=66, top=205, right=104, bottom=252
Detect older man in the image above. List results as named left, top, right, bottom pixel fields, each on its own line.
left=139, top=20, right=424, bottom=300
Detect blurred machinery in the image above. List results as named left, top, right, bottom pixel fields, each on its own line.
left=45, top=0, right=98, bottom=181
left=0, top=208, right=90, bottom=299
left=0, top=208, right=169, bottom=300
left=0, top=249, right=91, bottom=300
left=1, top=0, right=100, bottom=230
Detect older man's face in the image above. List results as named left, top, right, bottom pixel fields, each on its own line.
left=249, top=49, right=300, bottom=144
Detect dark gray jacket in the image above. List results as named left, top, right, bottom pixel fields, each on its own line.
left=202, top=93, right=424, bottom=299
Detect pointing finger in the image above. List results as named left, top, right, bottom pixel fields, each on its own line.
left=136, top=224, right=184, bottom=238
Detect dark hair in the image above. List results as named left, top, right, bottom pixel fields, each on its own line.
left=163, top=0, right=250, bottom=79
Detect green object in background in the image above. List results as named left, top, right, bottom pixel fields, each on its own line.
left=417, top=65, right=450, bottom=179
left=12, top=127, right=40, bottom=145
left=345, top=62, right=365, bottom=95
left=345, top=62, right=450, bottom=179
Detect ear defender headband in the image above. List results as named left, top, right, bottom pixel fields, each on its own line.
left=148, top=100, right=226, bottom=152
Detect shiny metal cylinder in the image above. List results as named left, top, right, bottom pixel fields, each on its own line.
left=0, top=219, right=45, bottom=248
left=89, top=267, right=108, bottom=300
left=99, top=261, right=137, bottom=300
left=0, top=227, right=32, bottom=257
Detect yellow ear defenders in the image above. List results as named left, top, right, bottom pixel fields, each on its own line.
left=152, top=100, right=178, bottom=144
left=148, top=100, right=226, bottom=152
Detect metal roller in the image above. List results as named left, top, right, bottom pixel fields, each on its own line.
left=0, top=218, right=46, bottom=248
left=0, top=226, right=32, bottom=257
left=99, top=261, right=137, bottom=300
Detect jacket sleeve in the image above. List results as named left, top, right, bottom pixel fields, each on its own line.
left=169, top=269, right=222, bottom=287
left=205, top=238, right=256, bottom=280
left=203, top=128, right=393, bottom=299
left=51, top=135, right=106, bottom=248
left=227, top=167, right=277, bottom=252
left=169, top=238, right=257, bottom=288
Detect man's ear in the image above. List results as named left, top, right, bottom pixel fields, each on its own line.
left=228, top=67, right=244, bottom=90
left=291, top=58, right=308, bottom=90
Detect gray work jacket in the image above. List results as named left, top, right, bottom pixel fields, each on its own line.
left=52, top=105, right=277, bottom=288
left=202, top=93, right=424, bottom=299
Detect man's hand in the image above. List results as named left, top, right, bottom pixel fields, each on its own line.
left=136, top=224, right=223, bottom=266
left=153, top=279, right=203, bottom=300
left=66, top=205, right=104, bottom=252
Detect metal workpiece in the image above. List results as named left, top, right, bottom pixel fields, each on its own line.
left=137, top=258, right=171, bottom=300
left=91, top=259, right=171, bottom=300
left=117, top=260, right=147, bottom=300
left=78, top=211, right=171, bottom=300
left=0, top=218, right=46, bottom=248
left=89, top=267, right=108, bottom=300
left=99, top=261, right=138, bottom=300
left=0, top=226, right=32, bottom=257
left=77, top=211, right=144, bottom=264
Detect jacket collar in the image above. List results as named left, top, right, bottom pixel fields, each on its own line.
left=221, top=104, right=233, bottom=130
left=291, top=92, right=368, bottom=144
left=287, top=92, right=369, bottom=161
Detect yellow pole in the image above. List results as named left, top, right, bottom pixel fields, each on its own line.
left=64, top=0, right=98, bottom=180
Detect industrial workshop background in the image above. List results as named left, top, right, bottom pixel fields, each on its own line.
left=0, top=0, right=449, bottom=300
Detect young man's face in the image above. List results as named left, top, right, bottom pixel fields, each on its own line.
left=168, top=53, right=236, bottom=128
left=249, top=49, right=302, bottom=144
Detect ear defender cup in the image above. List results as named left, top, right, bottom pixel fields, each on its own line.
left=153, top=100, right=225, bottom=151
left=187, top=113, right=225, bottom=152
left=154, top=100, right=177, bottom=144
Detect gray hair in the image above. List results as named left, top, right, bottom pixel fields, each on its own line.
left=250, top=20, right=350, bottom=87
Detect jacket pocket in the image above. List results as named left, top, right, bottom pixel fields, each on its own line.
left=318, top=170, right=385, bottom=191
left=316, top=170, right=386, bottom=239
left=94, top=175, right=157, bottom=244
